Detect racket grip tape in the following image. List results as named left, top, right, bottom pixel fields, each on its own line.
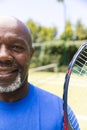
left=68, top=107, right=80, bottom=130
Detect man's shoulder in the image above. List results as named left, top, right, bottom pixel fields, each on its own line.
left=29, top=83, right=63, bottom=129
left=29, top=83, right=62, bottom=105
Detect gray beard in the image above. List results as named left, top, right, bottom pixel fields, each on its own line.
left=0, top=73, right=21, bottom=93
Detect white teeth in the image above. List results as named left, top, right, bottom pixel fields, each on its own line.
left=0, top=70, right=11, bottom=75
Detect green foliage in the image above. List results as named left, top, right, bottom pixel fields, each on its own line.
left=39, top=41, right=64, bottom=65
left=57, top=0, right=64, bottom=2
left=26, top=18, right=87, bottom=42
left=59, top=20, right=87, bottom=41
left=60, top=20, right=74, bottom=40
left=74, top=20, right=87, bottom=40
left=30, top=45, right=42, bottom=68
left=26, top=19, right=57, bottom=43
left=26, top=19, right=39, bottom=42
left=30, top=40, right=83, bottom=72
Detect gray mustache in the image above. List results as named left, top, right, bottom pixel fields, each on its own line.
left=0, top=61, right=17, bottom=67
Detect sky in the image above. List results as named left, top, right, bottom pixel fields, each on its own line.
left=0, top=0, right=87, bottom=34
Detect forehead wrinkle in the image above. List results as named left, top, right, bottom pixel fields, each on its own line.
left=0, top=35, right=29, bottom=49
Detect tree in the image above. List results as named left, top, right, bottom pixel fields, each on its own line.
left=26, top=19, right=39, bottom=43
left=60, top=20, right=74, bottom=40
left=75, top=20, right=87, bottom=40
left=36, top=26, right=57, bottom=42
left=57, top=0, right=64, bottom=2
left=26, top=19, right=57, bottom=43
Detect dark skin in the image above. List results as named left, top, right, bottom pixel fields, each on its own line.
left=0, top=16, right=34, bottom=102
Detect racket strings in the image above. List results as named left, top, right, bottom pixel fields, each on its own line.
left=73, top=48, right=87, bottom=75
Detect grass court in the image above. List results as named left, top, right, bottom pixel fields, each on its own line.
left=28, top=71, right=87, bottom=129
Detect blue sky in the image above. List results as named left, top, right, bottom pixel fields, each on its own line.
left=0, top=0, right=87, bottom=34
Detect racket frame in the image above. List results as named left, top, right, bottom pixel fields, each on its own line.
left=63, top=43, right=87, bottom=130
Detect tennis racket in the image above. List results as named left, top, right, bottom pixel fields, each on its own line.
left=63, top=42, right=87, bottom=130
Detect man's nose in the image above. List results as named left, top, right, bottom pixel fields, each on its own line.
left=0, top=44, right=13, bottom=61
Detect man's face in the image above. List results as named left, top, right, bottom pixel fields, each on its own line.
left=0, top=20, right=32, bottom=90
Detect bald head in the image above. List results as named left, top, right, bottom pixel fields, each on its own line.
left=0, top=16, right=32, bottom=49
left=0, top=16, right=18, bottom=27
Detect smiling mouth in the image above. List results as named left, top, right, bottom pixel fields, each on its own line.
left=0, top=69, right=18, bottom=76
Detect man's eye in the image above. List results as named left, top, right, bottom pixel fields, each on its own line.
left=11, top=46, right=25, bottom=52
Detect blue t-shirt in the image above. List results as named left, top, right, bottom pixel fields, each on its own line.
left=0, top=83, right=79, bottom=130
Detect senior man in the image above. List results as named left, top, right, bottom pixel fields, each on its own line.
left=0, top=16, right=79, bottom=130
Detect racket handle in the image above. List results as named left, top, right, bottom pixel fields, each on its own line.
left=68, top=107, right=80, bottom=130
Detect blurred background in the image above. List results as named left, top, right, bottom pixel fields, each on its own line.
left=0, top=0, right=87, bottom=128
